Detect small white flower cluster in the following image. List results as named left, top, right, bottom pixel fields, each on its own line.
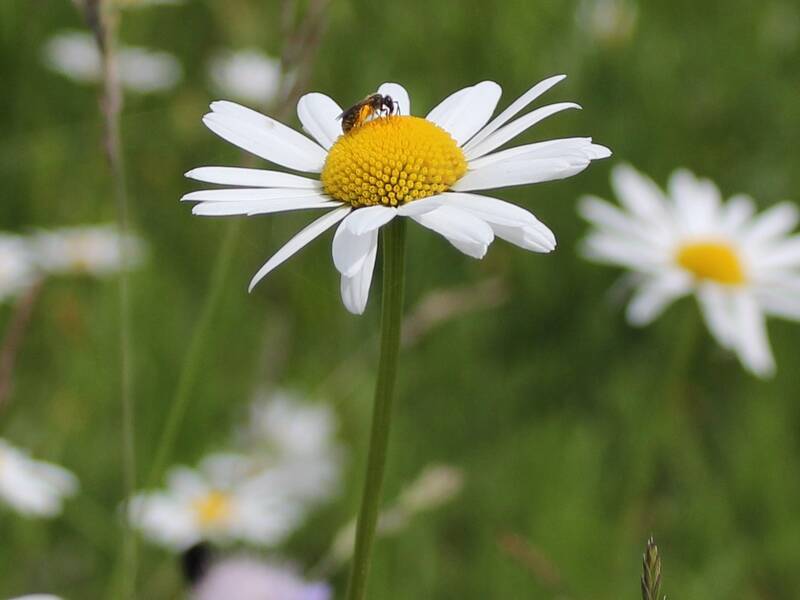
left=208, top=49, right=291, bottom=107
left=42, top=28, right=289, bottom=107
left=129, top=390, right=343, bottom=551
left=0, top=438, right=78, bottom=519
left=42, top=31, right=182, bottom=94
left=0, top=225, right=145, bottom=303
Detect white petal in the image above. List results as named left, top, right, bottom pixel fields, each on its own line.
left=468, top=137, right=609, bottom=169
left=668, top=169, right=721, bottom=233
left=741, top=202, right=800, bottom=246
left=297, top=92, right=343, bottom=150
left=463, top=103, right=582, bottom=161
left=453, top=154, right=593, bottom=192
left=625, top=272, right=691, bottom=326
left=411, top=205, right=494, bottom=259
left=185, top=167, right=321, bottom=189
left=437, top=191, right=555, bottom=251
left=756, top=236, right=800, bottom=270
left=204, top=101, right=326, bottom=172
left=426, top=81, right=502, bottom=146
left=732, top=292, right=775, bottom=377
left=580, top=232, right=665, bottom=271
left=697, top=284, right=737, bottom=350
left=578, top=195, right=648, bottom=239
left=378, top=82, right=411, bottom=115
left=396, top=195, right=447, bottom=217
left=720, top=194, right=756, bottom=234
left=757, top=286, right=800, bottom=321
left=463, top=74, right=567, bottom=153
left=248, top=206, right=351, bottom=291
left=609, top=164, right=670, bottom=225
left=182, top=188, right=327, bottom=202
left=340, top=230, right=379, bottom=315
left=344, top=205, right=397, bottom=235
left=332, top=209, right=393, bottom=277
left=192, top=197, right=340, bottom=216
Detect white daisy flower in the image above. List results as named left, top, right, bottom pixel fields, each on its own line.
left=209, top=49, right=290, bottom=106
left=242, top=390, right=342, bottom=506
left=0, top=438, right=79, bottom=518
left=579, top=164, right=800, bottom=377
left=191, top=556, right=330, bottom=600
left=31, top=224, right=146, bottom=278
left=0, top=234, right=39, bottom=303
left=129, top=453, right=302, bottom=551
left=42, top=31, right=182, bottom=93
left=183, top=76, right=610, bottom=314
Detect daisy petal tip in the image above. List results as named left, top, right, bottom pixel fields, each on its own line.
left=591, top=144, right=613, bottom=160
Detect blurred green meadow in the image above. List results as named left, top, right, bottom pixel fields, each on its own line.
left=2, top=0, right=800, bottom=597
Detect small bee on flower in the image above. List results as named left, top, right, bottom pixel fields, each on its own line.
left=337, top=93, right=399, bottom=133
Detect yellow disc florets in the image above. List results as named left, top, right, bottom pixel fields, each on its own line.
left=193, top=490, right=233, bottom=526
left=676, top=240, right=746, bottom=285
left=321, top=116, right=467, bottom=207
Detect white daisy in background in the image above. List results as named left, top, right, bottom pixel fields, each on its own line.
left=191, top=556, right=330, bottom=600
left=31, top=224, right=146, bottom=278
left=241, top=390, right=342, bottom=506
left=183, top=75, right=610, bottom=314
left=129, top=453, right=302, bottom=551
left=0, top=438, right=79, bottom=518
left=42, top=31, right=182, bottom=93
left=209, top=49, right=291, bottom=107
left=579, top=164, right=800, bottom=377
left=0, top=234, right=39, bottom=303
left=576, top=0, right=639, bottom=47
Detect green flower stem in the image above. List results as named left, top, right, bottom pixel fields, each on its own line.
left=346, top=218, right=407, bottom=600
left=146, top=219, right=241, bottom=487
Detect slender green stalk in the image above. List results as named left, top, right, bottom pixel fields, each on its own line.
left=81, top=1, right=138, bottom=595
left=345, top=219, right=407, bottom=600
left=146, top=220, right=241, bottom=487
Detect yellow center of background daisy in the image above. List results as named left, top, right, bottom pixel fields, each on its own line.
left=193, top=490, right=233, bottom=526
left=321, top=116, right=467, bottom=207
left=676, top=241, right=745, bottom=285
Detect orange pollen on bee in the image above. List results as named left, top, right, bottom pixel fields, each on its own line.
left=675, top=240, right=746, bottom=285
left=321, top=115, right=467, bottom=208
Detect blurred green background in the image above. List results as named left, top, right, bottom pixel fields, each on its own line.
left=2, top=0, right=800, bottom=597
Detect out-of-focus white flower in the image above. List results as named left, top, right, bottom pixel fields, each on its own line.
left=320, top=463, right=464, bottom=572
left=42, top=31, right=182, bottom=93
left=397, top=464, right=464, bottom=514
left=31, top=224, right=146, bottom=278
left=129, top=453, right=302, bottom=551
left=243, top=390, right=342, bottom=506
left=579, top=164, right=800, bottom=377
left=118, top=0, right=186, bottom=7
left=0, top=234, right=39, bottom=302
left=192, top=556, right=330, bottom=600
left=0, top=438, right=79, bottom=518
left=576, top=0, right=638, bottom=47
left=209, top=49, right=290, bottom=106
left=9, top=595, right=64, bottom=600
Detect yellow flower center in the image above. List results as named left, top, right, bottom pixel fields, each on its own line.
left=675, top=241, right=746, bottom=285
left=321, top=115, right=467, bottom=207
left=193, top=490, right=233, bottom=526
